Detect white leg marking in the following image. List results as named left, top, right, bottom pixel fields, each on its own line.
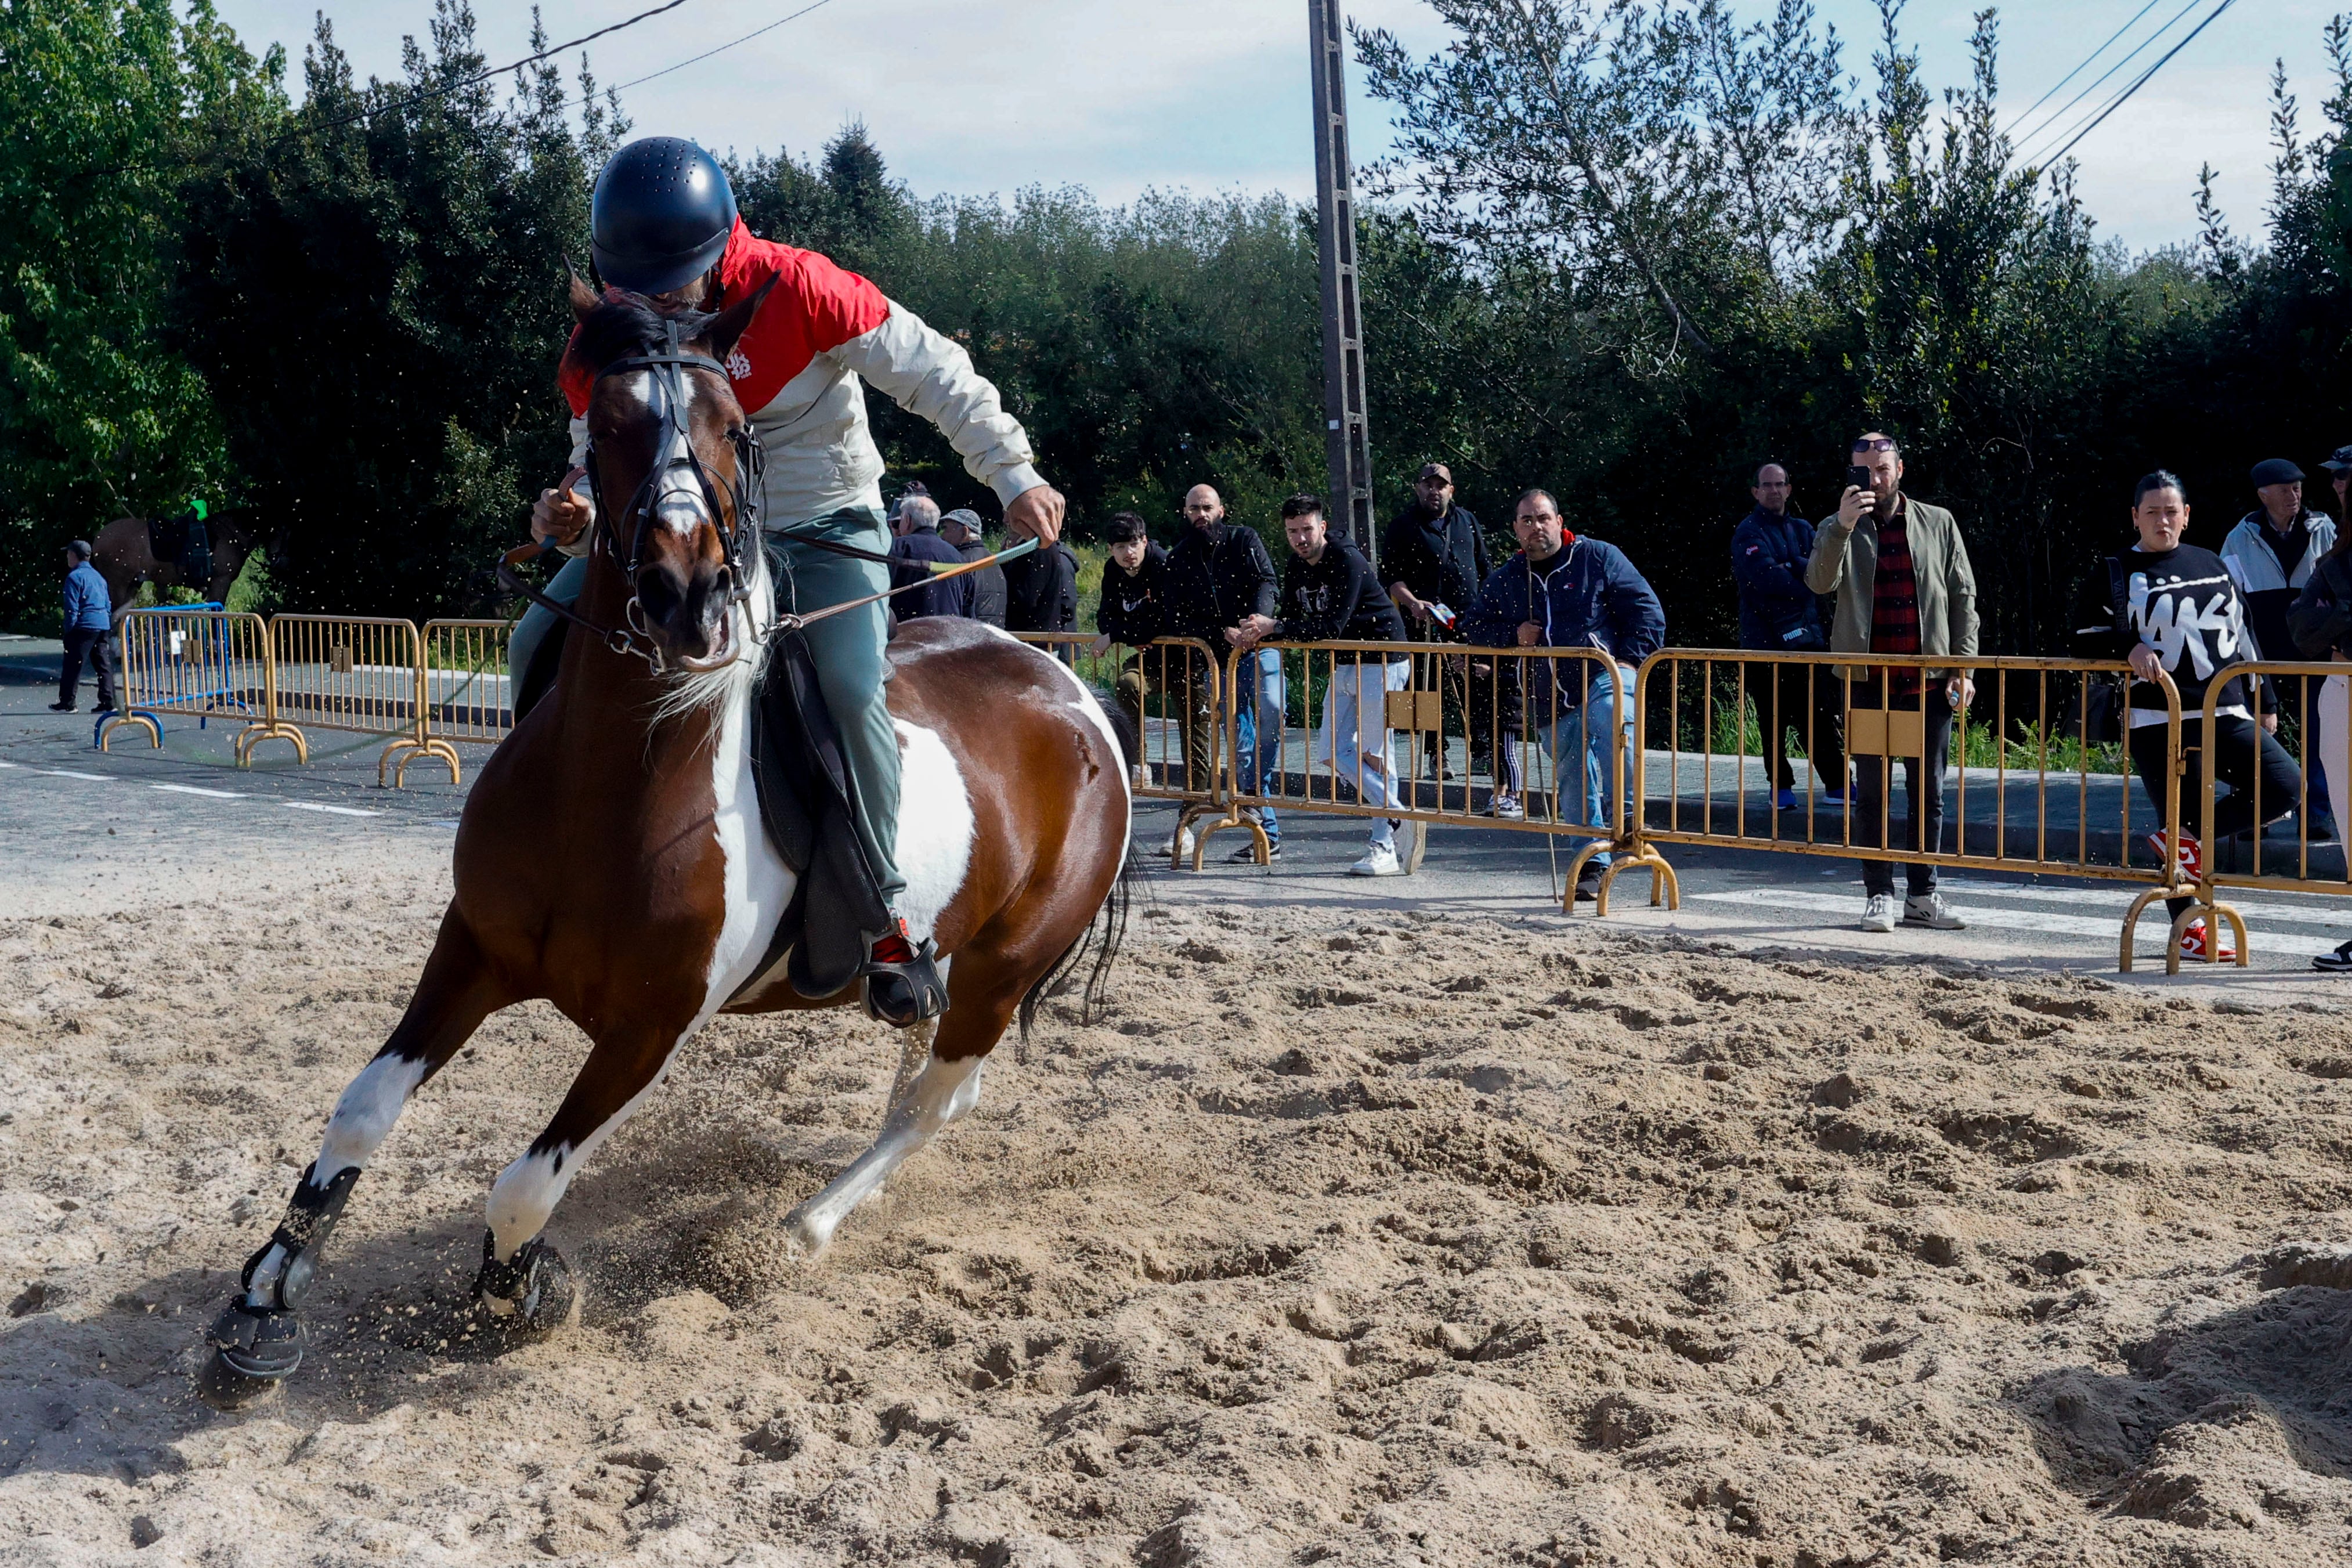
left=484, top=1057, right=677, bottom=1276
left=242, top=1053, right=431, bottom=1304
left=784, top=1051, right=983, bottom=1259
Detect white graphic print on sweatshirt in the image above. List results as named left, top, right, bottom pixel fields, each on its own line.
left=2126, top=559, right=2255, bottom=727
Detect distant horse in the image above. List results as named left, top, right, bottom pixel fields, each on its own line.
left=92, top=510, right=270, bottom=626
left=199, top=277, right=1135, bottom=1406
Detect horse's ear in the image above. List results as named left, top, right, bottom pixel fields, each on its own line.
left=705, top=274, right=778, bottom=363
left=566, top=262, right=601, bottom=321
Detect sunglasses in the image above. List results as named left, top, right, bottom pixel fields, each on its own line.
left=1851, top=438, right=1899, bottom=453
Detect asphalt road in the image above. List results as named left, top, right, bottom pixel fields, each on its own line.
left=6, top=642, right=2350, bottom=1005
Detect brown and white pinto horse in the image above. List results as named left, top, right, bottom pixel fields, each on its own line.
left=200, top=280, right=1133, bottom=1405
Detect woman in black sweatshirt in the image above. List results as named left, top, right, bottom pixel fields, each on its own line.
left=2073, top=471, right=2300, bottom=959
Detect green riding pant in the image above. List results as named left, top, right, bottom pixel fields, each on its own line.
left=507, top=507, right=905, bottom=907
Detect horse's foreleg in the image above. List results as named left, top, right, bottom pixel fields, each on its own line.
left=474, top=1018, right=687, bottom=1326
left=784, top=967, right=1020, bottom=1259
left=200, top=913, right=507, bottom=1406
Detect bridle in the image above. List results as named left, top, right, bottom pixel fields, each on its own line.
left=501, top=315, right=765, bottom=673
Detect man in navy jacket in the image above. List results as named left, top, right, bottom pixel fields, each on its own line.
left=1732, top=463, right=1847, bottom=811
left=1464, top=489, right=1664, bottom=898
left=55, top=540, right=117, bottom=714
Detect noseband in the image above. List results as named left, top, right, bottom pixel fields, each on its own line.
left=503, top=315, right=765, bottom=672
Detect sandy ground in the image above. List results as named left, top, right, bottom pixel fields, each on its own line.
left=9, top=852, right=2352, bottom=1567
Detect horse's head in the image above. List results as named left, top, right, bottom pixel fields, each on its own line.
left=565, top=272, right=775, bottom=671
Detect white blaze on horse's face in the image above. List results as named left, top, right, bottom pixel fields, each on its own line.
left=624, top=369, right=711, bottom=537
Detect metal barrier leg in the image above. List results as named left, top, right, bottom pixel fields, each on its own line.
left=1594, top=843, right=1680, bottom=917
left=393, top=739, right=463, bottom=788
left=236, top=721, right=307, bottom=766
left=99, top=714, right=161, bottom=752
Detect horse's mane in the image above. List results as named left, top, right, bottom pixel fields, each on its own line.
left=567, top=291, right=719, bottom=381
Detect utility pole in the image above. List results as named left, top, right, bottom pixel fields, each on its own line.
left=1308, top=0, right=1375, bottom=565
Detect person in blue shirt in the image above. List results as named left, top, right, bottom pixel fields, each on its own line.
left=1732, top=462, right=1848, bottom=811
left=1463, top=489, right=1664, bottom=900
left=884, top=494, right=974, bottom=622
left=55, top=540, right=118, bottom=713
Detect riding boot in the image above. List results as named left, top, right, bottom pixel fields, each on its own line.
left=863, top=915, right=946, bottom=1027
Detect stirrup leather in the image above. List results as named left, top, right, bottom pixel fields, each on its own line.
left=862, top=919, right=946, bottom=1027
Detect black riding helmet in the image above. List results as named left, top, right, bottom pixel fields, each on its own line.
left=591, top=137, right=738, bottom=296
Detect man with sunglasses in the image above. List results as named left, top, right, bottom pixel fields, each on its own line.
left=1808, top=434, right=1977, bottom=934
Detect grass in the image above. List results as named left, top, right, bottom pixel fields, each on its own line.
left=1695, top=688, right=2128, bottom=775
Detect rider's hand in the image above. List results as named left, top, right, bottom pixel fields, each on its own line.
left=1836, top=485, right=1870, bottom=529
left=2127, top=644, right=2163, bottom=682
left=1003, top=484, right=1067, bottom=547
left=533, top=466, right=591, bottom=547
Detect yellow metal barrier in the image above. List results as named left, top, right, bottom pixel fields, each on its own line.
left=1011, top=633, right=1230, bottom=866
left=2180, top=658, right=2352, bottom=967
left=1633, top=650, right=2192, bottom=969
left=420, top=619, right=516, bottom=764
left=99, top=608, right=303, bottom=765
left=1208, top=639, right=1676, bottom=909
left=268, top=615, right=456, bottom=787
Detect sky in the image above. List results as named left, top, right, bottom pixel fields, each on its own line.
left=199, top=0, right=2348, bottom=254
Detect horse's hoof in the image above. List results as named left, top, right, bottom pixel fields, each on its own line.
left=474, top=1233, right=579, bottom=1333
left=196, top=1300, right=304, bottom=1408
left=780, top=1204, right=836, bottom=1262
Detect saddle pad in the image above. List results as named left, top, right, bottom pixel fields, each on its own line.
left=731, top=630, right=893, bottom=1005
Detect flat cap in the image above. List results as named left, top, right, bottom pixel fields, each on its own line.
left=2321, top=445, right=2352, bottom=473
left=2252, top=457, right=2304, bottom=486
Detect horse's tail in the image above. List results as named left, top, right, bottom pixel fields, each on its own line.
left=1019, top=837, right=1140, bottom=1042
left=1101, top=695, right=1142, bottom=775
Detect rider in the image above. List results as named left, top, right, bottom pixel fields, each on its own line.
left=518, top=137, right=1065, bottom=1028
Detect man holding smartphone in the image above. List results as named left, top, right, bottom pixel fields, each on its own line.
left=1807, top=433, right=1978, bottom=934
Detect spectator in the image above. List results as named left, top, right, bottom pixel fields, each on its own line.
left=2221, top=457, right=2337, bottom=839
left=1233, top=494, right=1412, bottom=876
left=940, top=508, right=1006, bottom=627
left=1093, top=510, right=1169, bottom=726
left=1733, top=461, right=1847, bottom=812
left=1003, top=520, right=1079, bottom=640
left=887, top=494, right=973, bottom=622
left=1463, top=489, right=1664, bottom=902
left=2290, top=516, right=2352, bottom=970
left=1381, top=460, right=1511, bottom=792
left=1807, top=432, right=1975, bottom=934
left=55, top=540, right=116, bottom=714
left=1165, top=483, right=1282, bottom=861
left=2078, top=471, right=2297, bottom=962
left=2322, top=444, right=2352, bottom=524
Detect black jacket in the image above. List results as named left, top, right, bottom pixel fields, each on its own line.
left=1274, top=540, right=1408, bottom=661
left=888, top=528, right=973, bottom=622
left=1730, top=508, right=1826, bottom=651
left=1379, top=503, right=1489, bottom=617
left=2288, top=547, right=2352, bottom=660
left=1097, top=543, right=1170, bottom=645
left=1003, top=540, right=1079, bottom=635
left=2071, top=543, right=2272, bottom=721
left=956, top=537, right=1008, bottom=627
left=1164, top=521, right=1278, bottom=644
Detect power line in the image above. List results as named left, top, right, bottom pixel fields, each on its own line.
left=607, top=0, right=843, bottom=96
left=2012, top=0, right=2203, bottom=160
left=2033, top=0, right=2241, bottom=169
left=2009, top=0, right=2165, bottom=130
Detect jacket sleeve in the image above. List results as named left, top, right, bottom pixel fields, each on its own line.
left=1471, top=515, right=1491, bottom=590
left=1731, top=518, right=1805, bottom=602
left=1607, top=548, right=1667, bottom=664
left=1805, top=518, right=1849, bottom=595
left=2289, top=560, right=2352, bottom=659
left=2069, top=561, right=2129, bottom=662
left=827, top=298, right=1046, bottom=507
left=1461, top=566, right=1522, bottom=649
left=1244, top=530, right=1279, bottom=619
left=61, top=573, right=86, bottom=626
left=1946, top=522, right=1979, bottom=660
left=1377, top=517, right=1414, bottom=590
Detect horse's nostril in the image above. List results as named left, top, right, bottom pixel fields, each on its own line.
left=635, top=569, right=683, bottom=627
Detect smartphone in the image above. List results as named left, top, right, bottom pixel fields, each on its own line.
left=1845, top=464, right=1872, bottom=491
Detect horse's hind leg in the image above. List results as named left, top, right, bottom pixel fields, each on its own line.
left=200, top=912, right=508, bottom=1407
left=472, top=1018, right=690, bottom=1327
left=784, top=963, right=1021, bottom=1259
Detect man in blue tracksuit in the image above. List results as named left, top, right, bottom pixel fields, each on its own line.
left=1464, top=489, right=1664, bottom=899
left=1732, top=462, right=1847, bottom=811
left=55, top=540, right=117, bottom=713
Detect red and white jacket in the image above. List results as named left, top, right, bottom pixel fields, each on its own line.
left=559, top=218, right=1042, bottom=532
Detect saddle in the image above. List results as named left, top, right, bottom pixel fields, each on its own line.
left=147, top=510, right=212, bottom=586
left=511, top=618, right=890, bottom=1005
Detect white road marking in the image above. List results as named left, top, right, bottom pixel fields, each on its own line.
left=1936, top=875, right=2352, bottom=928
left=283, top=801, right=381, bottom=817
left=1694, top=886, right=2346, bottom=959
left=43, top=769, right=115, bottom=781
left=153, top=783, right=245, bottom=799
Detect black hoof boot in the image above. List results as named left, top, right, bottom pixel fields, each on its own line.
left=474, top=1231, right=578, bottom=1332
left=197, top=1300, right=304, bottom=1408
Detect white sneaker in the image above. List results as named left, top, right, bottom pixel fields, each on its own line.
left=1167, top=823, right=1195, bottom=861
left=1487, top=793, right=1525, bottom=821
left=1349, top=842, right=1405, bottom=877
left=1860, top=893, right=1897, bottom=933
left=1903, top=892, right=1965, bottom=930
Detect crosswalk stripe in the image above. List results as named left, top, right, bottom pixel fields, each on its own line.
left=1940, top=876, right=2352, bottom=929
left=1691, top=887, right=2345, bottom=959
left=283, top=801, right=381, bottom=818
left=151, top=783, right=247, bottom=799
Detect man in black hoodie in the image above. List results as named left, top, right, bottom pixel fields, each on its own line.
left=1093, top=511, right=1170, bottom=745
left=1235, top=494, right=1412, bottom=875
left=1382, top=461, right=1504, bottom=785
left=1165, top=483, right=1283, bottom=858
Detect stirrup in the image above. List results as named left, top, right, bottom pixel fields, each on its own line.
left=862, top=921, right=946, bottom=1028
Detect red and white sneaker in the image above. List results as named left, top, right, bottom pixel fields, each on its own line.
left=2145, top=831, right=2203, bottom=886
left=2178, top=919, right=2235, bottom=962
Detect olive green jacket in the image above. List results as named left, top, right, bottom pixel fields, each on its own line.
left=1805, top=496, right=1979, bottom=680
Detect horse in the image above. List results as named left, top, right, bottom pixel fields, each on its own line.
left=197, top=277, right=1136, bottom=1407
left=92, top=510, right=271, bottom=627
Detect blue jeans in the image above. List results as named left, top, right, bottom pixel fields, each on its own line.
left=1531, top=664, right=1635, bottom=868
left=1234, top=646, right=1283, bottom=841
